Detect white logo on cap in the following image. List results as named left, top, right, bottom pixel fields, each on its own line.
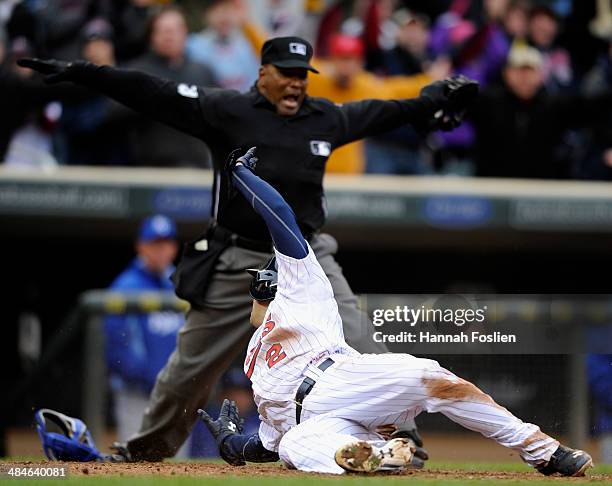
left=289, top=42, right=307, bottom=56
left=177, top=83, right=198, bottom=98
left=151, top=215, right=172, bottom=235
left=310, top=141, right=331, bottom=157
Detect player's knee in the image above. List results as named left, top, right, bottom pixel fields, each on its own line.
left=278, top=429, right=301, bottom=468
left=397, top=356, right=444, bottom=384
left=420, top=365, right=498, bottom=409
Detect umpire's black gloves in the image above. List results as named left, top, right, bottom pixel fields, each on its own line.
left=17, top=58, right=82, bottom=84
left=420, top=74, right=479, bottom=131
left=198, top=399, right=246, bottom=466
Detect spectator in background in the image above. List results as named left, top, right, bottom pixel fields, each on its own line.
left=25, top=0, right=110, bottom=60
left=248, top=0, right=306, bottom=38
left=118, top=6, right=218, bottom=168
left=104, top=215, right=186, bottom=448
left=427, top=0, right=511, bottom=175
left=361, top=0, right=402, bottom=72
left=2, top=36, right=60, bottom=170
left=109, top=0, right=164, bottom=63
left=0, top=30, right=43, bottom=162
left=187, top=0, right=259, bottom=92
left=587, top=354, right=612, bottom=464
left=430, top=0, right=511, bottom=85
left=58, top=18, right=130, bottom=166
left=401, top=1, right=456, bottom=23
left=502, top=0, right=530, bottom=42
left=0, top=1, right=20, bottom=29
left=469, top=44, right=612, bottom=178
left=381, top=9, right=436, bottom=77
left=528, top=5, right=573, bottom=92
left=580, top=39, right=612, bottom=180
left=0, top=27, right=4, bottom=62
left=367, top=10, right=449, bottom=174
left=307, top=33, right=441, bottom=173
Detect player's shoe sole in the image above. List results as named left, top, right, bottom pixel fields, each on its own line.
left=573, top=457, right=594, bottom=477
left=335, top=438, right=416, bottom=473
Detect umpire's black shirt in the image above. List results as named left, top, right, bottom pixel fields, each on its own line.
left=69, top=63, right=435, bottom=241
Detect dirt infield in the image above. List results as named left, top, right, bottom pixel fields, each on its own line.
left=7, top=428, right=605, bottom=463
left=3, top=461, right=608, bottom=481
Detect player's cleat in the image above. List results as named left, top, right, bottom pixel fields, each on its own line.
left=536, top=445, right=593, bottom=477
left=335, top=438, right=419, bottom=473
left=107, top=442, right=134, bottom=462
left=389, top=422, right=429, bottom=467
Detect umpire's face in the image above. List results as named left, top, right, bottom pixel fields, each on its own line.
left=257, top=64, right=308, bottom=116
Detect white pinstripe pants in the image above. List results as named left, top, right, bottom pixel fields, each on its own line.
left=278, top=353, right=559, bottom=474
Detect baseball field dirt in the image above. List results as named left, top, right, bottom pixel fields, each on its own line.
left=6, top=431, right=611, bottom=484
left=3, top=460, right=611, bottom=485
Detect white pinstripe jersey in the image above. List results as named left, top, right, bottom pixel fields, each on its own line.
left=243, top=243, right=358, bottom=451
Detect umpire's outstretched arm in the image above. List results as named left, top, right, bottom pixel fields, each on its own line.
left=17, top=59, right=480, bottom=152
left=17, top=59, right=208, bottom=139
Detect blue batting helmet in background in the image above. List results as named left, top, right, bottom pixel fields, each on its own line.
left=35, top=408, right=104, bottom=462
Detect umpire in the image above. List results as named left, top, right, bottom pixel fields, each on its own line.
left=19, top=37, right=474, bottom=461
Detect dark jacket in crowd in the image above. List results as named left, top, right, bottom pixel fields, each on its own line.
left=580, top=53, right=612, bottom=180
left=113, top=52, right=218, bottom=168
left=59, top=94, right=130, bottom=166
left=372, top=46, right=431, bottom=152
left=107, top=0, right=152, bottom=62
left=470, top=84, right=612, bottom=178
left=0, top=62, right=87, bottom=160
left=63, top=62, right=435, bottom=241
left=30, top=0, right=108, bottom=59
left=0, top=65, right=42, bottom=158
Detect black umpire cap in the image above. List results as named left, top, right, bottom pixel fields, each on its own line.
left=261, top=36, right=319, bottom=74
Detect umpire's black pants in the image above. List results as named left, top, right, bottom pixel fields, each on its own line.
left=126, top=233, right=386, bottom=460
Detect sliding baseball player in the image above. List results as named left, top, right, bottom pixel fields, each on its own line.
left=200, top=147, right=593, bottom=476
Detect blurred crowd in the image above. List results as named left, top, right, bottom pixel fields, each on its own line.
left=1, top=0, right=612, bottom=179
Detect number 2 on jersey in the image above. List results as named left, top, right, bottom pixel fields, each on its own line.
left=245, top=318, right=287, bottom=378
left=265, top=343, right=287, bottom=367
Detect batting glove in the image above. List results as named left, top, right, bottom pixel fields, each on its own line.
left=223, top=146, right=258, bottom=201
left=236, top=146, right=258, bottom=171
left=198, top=399, right=246, bottom=466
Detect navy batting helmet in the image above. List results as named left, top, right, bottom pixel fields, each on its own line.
left=246, top=257, right=277, bottom=301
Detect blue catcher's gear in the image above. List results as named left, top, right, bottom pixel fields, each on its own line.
left=35, top=408, right=104, bottom=462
